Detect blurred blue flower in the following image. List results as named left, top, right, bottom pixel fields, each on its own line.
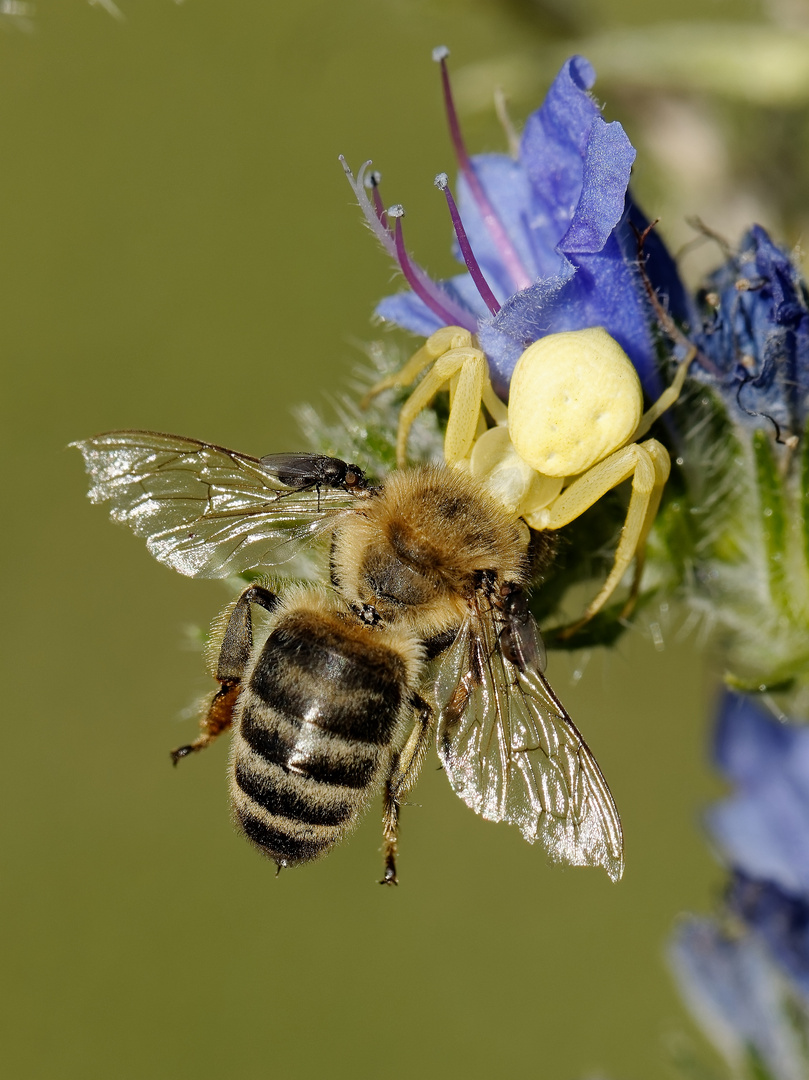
left=670, top=691, right=809, bottom=1076
left=694, top=226, right=809, bottom=438
left=706, top=691, right=809, bottom=898
left=728, top=872, right=809, bottom=1002
left=669, top=916, right=807, bottom=1080
left=698, top=691, right=809, bottom=1013
left=344, top=53, right=689, bottom=399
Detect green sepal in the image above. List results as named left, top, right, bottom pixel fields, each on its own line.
left=743, top=1046, right=778, bottom=1080
left=801, top=412, right=809, bottom=569
left=753, top=428, right=789, bottom=610
left=723, top=671, right=796, bottom=696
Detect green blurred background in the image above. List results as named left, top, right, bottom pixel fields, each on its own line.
left=3, top=1, right=807, bottom=1077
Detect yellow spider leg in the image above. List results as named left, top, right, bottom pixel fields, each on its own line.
left=396, top=346, right=487, bottom=466
left=448, top=374, right=489, bottom=446
left=481, top=380, right=508, bottom=425
left=620, top=439, right=671, bottom=618
left=360, top=325, right=473, bottom=409
left=449, top=370, right=505, bottom=434
left=631, top=347, right=695, bottom=441
left=527, top=439, right=670, bottom=628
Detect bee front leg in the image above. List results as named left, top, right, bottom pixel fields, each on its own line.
left=380, top=694, right=434, bottom=886
left=171, top=584, right=279, bottom=765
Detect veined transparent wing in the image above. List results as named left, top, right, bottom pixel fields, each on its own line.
left=432, top=607, right=624, bottom=882
left=73, top=431, right=363, bottom=578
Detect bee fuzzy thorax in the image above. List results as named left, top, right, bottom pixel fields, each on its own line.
left=332, top=465, right=530, bottom=637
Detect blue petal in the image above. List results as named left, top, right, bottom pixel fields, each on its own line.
left=376, top=291, right=446, bottom=338
left=375, top=274, right=484, bottom=338
left=474, top=65, right=664, bottom=396
left=729, top=873, right=809, bottom=1002
left=669, top=916, right=806, bottom=1078
left=695, top=226, right=809, bottom=433
left=452, top=156, right=540, bottom=292
left=706, top=692, right=809, bottom=896
left=520, top=55, right=600, bottom=239
left=558, top=118, right=636, bottom=255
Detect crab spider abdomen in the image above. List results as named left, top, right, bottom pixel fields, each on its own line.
left=508, top=328, right=643, bottom=478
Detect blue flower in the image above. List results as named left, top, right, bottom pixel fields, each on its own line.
left=706, top=691, right=809, bottom=897
left=694, top=226, right=809, bottom=439
left=701, top=691, right=809, bottom=1006
left=669, top=916, right=808, bottom=1080
left=668, top=693, right=809, bottom=1076
left=344, top=51, right=690, bottom=399
left=728, top=872, right=809, bottom=1002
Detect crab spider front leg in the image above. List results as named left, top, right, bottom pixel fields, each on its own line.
left=361, top=325, right=506, bottom=467
left=394, top=344, right=487, bottom=466
left=360, top=325, right=474, bottom=409
left=527, top=438, right=671, bottom=633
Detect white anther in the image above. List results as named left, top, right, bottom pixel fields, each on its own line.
left=432, top=45, right=450, bottom=62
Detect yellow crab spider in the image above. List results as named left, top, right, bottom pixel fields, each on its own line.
left=365, top=325, right=691, bottom=626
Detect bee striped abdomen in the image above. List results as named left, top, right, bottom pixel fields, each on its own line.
left=229, top=602, right=414, bottom=868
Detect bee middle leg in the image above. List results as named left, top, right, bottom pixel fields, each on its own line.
left=171, top=584, right=279, bottom=765
left=380, top=694, right=433, bottom=886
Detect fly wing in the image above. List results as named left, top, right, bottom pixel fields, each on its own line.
left=433, top=609, right=623, bottom=882
left=73, top=431, right=361, bottom=578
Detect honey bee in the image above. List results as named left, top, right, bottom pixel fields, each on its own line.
left=74, top=431, right=623, bottom=883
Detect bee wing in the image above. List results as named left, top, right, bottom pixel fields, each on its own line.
left=433, top=609, right=624, bottom=882
left=73, top=431, right=360, bottom=578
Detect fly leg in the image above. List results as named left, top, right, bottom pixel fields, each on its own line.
left=170, top=584, right=279, bottom=764
left=380, top=694, right=433, bottom=885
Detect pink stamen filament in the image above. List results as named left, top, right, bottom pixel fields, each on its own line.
left=389, top=206, right=464, bottom=328
left=435, top=173, right=500, bottom=316
left=339, top=156, right=476, bottom=332
left=433, top=46, right=533, bottom=293
left=364, top=169, right=388, bottom=229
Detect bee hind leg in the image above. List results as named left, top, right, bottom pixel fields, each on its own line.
left=379, top=694, right=434, bottom=886
left=170, top=680, right=241, bottom=765
left=171, top=584, right=279, bottom=765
